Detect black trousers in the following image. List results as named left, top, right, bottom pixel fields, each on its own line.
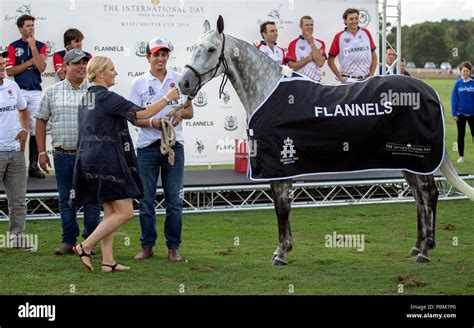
left=456, top=115, right=474, bottom=157
left=29, top=135, right=39, bottom=167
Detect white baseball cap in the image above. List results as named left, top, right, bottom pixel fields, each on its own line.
left=148, top=37, right=171, bottom=54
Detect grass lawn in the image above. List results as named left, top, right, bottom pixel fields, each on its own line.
left=0, top=200, right=472, bottom=295
left=422, top=78, right=474, bottom=175
left=0, top=79, right=472, bottom=296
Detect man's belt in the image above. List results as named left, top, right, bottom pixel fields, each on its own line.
left=342, top=74, right=369, bottom=80
left=54, top=147, right=77, bottom=154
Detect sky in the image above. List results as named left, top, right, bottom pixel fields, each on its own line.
left=400, top=0, right=473, bottom=25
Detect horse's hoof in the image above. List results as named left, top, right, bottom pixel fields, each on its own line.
left=272, top=257, right=288, bottom=266
left=409, top=247, right=421, bottom=257
left=415, top=253, right=430, bottom=263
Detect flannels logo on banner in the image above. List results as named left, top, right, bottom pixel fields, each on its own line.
left=224, top=115, right=237, bottom=131
left=193, top=91, right=207, bottom=107
left=128, top=71, right=145, bottom=77
left=280, top=137, right=298, bottom=165
left=135, top=41, right=147, bottom=57
left=358, top=8, right=371, bottom=28
left=94, top=45, right=125, bottom=52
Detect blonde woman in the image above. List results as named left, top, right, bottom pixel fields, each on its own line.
left=70, top=56, right=179, bottom=272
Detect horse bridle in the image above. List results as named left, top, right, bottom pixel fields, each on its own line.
left=184, top=33, right=229, bottom=99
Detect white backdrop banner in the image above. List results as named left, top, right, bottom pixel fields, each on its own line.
left=0, top=0, right=378, bottom=165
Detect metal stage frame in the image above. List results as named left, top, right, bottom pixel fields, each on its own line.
left=1, top=174, right=473, bottom=221
left=0, top=1, right=468, bottom=221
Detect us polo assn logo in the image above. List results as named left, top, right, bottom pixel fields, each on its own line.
left=45, top=41, right=55, bottom=57
left=280, top=137, right=298, bottom=165
left=148, top=86, right=156, bottom=96
left=195, top=139, right=205, bottom=154
left=221, top=90, right=230, bottom=104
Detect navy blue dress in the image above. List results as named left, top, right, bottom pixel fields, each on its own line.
left=70, top=85, right=144, bottom=206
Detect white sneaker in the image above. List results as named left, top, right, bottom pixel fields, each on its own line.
left=457, top=156, right=464, bottom=163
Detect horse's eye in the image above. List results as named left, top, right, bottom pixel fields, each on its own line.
left=208, top=47, right=216, bottom=53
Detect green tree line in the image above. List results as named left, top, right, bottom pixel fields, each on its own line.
left=386, top=19, right=474, bottom=68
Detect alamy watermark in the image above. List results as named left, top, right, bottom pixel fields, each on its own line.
left=380, top=90, right=420, bottom=110
left=0, top=232, right=38, bottom=251
left=325, top=231, right=365, bottom=252
left=18, top=302, right=55, bottom=322
left=216, top=138, right=257, bottom=157
left=53, top=92, right=95, bottom=110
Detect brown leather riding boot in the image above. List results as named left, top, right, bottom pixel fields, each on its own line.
left=167, top=249, right=182, bottom=262
left=134, top=247, right=154, bottom=260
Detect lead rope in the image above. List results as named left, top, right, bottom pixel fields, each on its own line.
left=159, top=97, right=192, bottom=165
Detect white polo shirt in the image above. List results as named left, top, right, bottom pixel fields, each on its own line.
left=329, top=27, right=376, bottom=77
left=286, top=36, right=326, bottom=81
left=0, top=79, right=27, bottom=151
left=128, top=70, right=186, bottom=148
left=256, top=41, right=285, bottom=65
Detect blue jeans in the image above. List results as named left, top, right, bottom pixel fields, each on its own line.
left=137, top=141, right=184, bottom=250
left=53, top=151, right=100, bottom=245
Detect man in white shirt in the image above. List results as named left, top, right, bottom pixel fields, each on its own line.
left=128, top=37, right=193, bottom=262
left=285, top=16, right=326, bottom=82
left=0, top=50, right=30, bottom=247
left=328, top=8, right=378, bottom=83
left=257, top=21, right=285, bottom=65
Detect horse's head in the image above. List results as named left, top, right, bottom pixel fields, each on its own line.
left=179, top=16, right=227, bottom=97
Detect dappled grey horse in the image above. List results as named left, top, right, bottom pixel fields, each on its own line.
left=179, top=16, right=474, bottom=265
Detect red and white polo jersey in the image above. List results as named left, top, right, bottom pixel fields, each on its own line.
left=285, top=36, right=326, bottom=81
left=328, top=28, right=376, bottom=77
left=256, top=41, right=285, bottom=65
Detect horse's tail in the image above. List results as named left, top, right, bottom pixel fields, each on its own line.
left=440, top=150, right=474, bottom=201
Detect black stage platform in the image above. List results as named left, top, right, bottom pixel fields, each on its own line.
left=0, top=169, right=444, bottom=194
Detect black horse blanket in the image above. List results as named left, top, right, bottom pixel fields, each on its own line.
left=248, top=73, right=444, bottom=181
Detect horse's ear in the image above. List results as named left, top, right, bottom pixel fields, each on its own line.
left=217, top=15, right=224, bottom=34
left=203, top=20, right=211, bottom=33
